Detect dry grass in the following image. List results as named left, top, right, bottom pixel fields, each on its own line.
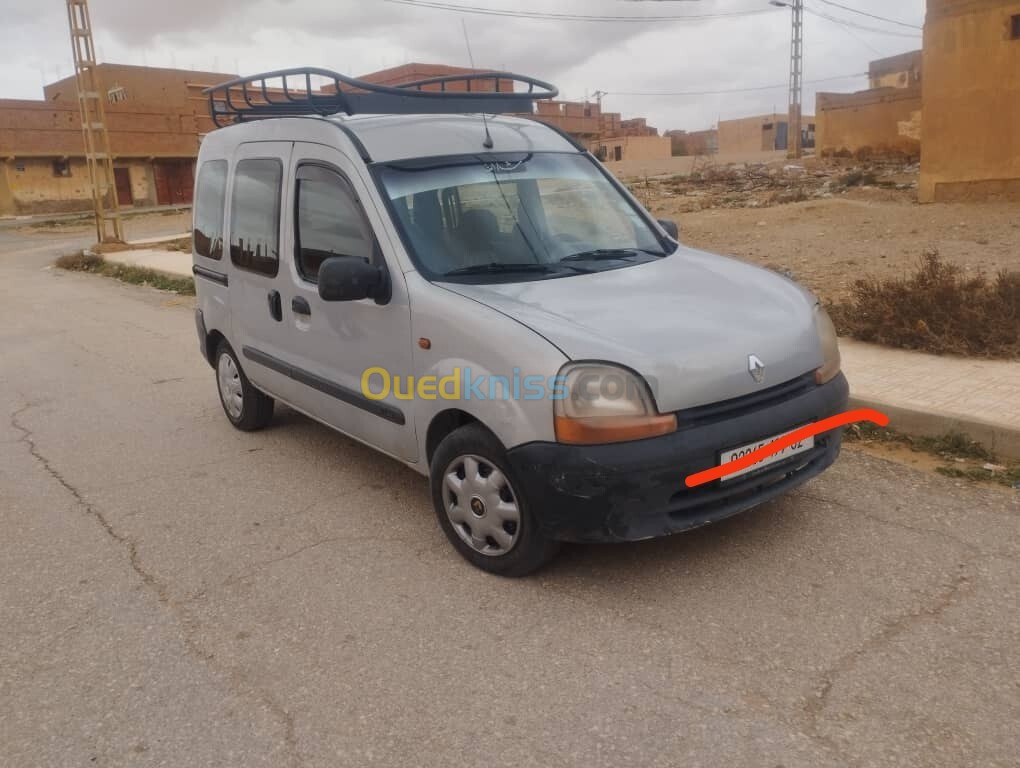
left=829, top=250, right=1020, bottom=359
left=55, top=251, right=195, bottom=295
left=846, top=423, right=1020, bottom=488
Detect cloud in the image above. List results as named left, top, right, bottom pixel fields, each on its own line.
left=0, top=0, right=925, bottom=130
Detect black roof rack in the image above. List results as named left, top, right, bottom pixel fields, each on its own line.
left=204, top=67, right=559, bottom=128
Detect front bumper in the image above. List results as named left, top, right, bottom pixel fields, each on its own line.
left=506, top=372, right=849, bottom=543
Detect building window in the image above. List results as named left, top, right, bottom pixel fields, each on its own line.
left=295, top=165, right=375, bottom=283
left=193, top=160, right=227, bottom=260
left=53, top=159, right=71, bottom=177
left=230, top=158, right=282, bottom=277
left=762, top=123, right=774, bottom=131
left=107, top=85, right=128, bottom=103
left=613, top=146, right=623, bottom=162
left=1011, top=14, right=1020, bottom=39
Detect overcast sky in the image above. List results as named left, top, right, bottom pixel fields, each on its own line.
left=0, top=0, right=924, bottom=132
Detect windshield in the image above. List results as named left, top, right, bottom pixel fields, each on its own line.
left=378, top=153, right=671, bottom=282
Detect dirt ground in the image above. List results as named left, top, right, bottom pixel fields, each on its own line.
left=633, top=164, right=1018, bottom=305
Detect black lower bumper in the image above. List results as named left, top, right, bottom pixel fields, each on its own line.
left=506, top=373, right=849, bottom=543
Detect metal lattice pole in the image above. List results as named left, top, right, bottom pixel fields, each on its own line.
left=787, top=0, right=804, bottom=159
left=66, top=0, right=123, bottom=242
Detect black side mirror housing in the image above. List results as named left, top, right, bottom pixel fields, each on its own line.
left=657, top=218, right=680, bottom=240
left=318, top=257, right=389, bottom=303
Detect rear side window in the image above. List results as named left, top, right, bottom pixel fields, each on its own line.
left=230, top=159, right=282, bottom=277
left=295, top=165, right=375, bottom=282
left=193, top=160, right=227, bottom=260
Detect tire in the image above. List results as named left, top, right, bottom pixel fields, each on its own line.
left=430, top=423, right=559, bottom=576
left=214, top=341, right=274, bottom=431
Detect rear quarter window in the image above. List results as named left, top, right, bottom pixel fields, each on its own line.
left=193, top=160, right=227, bottom=260
left=230, top=159, right=282, bottom=277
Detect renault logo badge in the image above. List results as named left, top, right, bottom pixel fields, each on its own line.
left=748, top=355, right=766, bottom=384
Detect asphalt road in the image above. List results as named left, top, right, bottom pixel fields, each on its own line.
left=2, top=225, right=1018, bottom=768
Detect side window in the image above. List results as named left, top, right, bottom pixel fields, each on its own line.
left=294, top=165, right=375, bottom=282
left=230, top=159, right=282, bottom=277
left=193, top=160, right=227, bottom=260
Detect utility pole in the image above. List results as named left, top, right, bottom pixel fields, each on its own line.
left=788, top=0, right=804, bottom=159
left=771, top=0, right=803, bottom=159
left=65, top=0, right=124, bottom=243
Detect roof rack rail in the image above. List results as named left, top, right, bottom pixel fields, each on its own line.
left=204, top=67, right=559, bottom=128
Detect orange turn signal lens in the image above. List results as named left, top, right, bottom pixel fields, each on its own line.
left=554, top=413, right=678, bottom=445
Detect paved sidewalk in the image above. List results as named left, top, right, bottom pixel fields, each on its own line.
left=841, top=340, right=1020, bottom=458
left=103, top=246, right=192, bottom=278
left=0, top=203, right=191, bottom=230
left=100, top=246, right=1020, bottom=457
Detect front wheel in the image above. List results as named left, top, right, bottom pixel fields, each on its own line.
left=430, top=423, right=559, bottom=576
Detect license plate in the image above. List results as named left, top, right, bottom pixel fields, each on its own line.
left=719, top=430, right=814, bottom=482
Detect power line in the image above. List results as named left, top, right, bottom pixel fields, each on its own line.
left=804, top=7, right=922, bottom=38
left=621, top=0, right=922, bottom=29
left=607, top=72, right=867, bottom=96
left=808, top=5, right=884, bottom=54
left=814, top=0, right=921, bottom=30
left=381, top=0, right=780, bottom=22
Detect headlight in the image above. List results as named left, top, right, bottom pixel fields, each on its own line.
left=554, top=363, right=677, bottom=445
left=815, top=306, right=842, bottom=385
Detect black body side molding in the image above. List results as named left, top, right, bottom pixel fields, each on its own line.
left=242, top=346, right=405, bottom=426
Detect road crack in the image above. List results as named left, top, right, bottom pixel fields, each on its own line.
left=10, top=402, right=304, bottom=767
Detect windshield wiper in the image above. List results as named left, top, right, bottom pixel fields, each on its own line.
left=559, top=248, right=665, bottom=263
left=443, top=262, right=559, bottom=277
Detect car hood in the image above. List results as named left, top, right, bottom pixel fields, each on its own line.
left=439, top=247, right=824, bottom=412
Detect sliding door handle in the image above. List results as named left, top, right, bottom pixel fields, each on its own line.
left=267, top=290, right=282, bottom=322
left=292, top=296, right=311, bottom=316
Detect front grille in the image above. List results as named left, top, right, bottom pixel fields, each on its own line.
left=675, top=372, right=816, bottom=430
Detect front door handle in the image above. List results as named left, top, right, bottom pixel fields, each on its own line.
left=292, top=296, right=311, bottom=316
left=267, top=290, right=283, bottom=322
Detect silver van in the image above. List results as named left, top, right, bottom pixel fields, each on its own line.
left=192, top=69, right=848, bottom=575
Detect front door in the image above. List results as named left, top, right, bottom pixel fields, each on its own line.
left=224, top=141, right=297, bottom=404
left=113, top=168, right=132, bottom=206
left=154, top=160, right=195, bottom=205
left=280, top=141, right=416, bottom=462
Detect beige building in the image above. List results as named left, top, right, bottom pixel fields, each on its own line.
left=919, top=0, right=1020, bottom=202
left=717, top=113, right=815, bottom=154
left=589, top=134, right=672, bottom=166
left=869, top=50, right=923, bottom=89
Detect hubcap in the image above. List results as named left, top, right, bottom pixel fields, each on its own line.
left=442, top=454, right=521, bottom=557
left=217, top=353, right=244, bottom=420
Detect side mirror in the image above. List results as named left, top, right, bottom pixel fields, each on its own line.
left=318, top=257, right=388, bottom=303
left=657, top=218, right=680, bottom=240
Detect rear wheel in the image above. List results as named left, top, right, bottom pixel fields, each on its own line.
left=430, top=423, right=559, bottom=576
left=215, top=341, right=274, bottom=431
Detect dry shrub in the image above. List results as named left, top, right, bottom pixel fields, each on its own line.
left=54, top=251, right=104, bottom=270
left=830, top=250, right=1020, bottom=358
left=54, top=250, right=195, bottom=295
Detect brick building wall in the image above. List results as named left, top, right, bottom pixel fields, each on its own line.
left=0, top=64, right=235, bottom=216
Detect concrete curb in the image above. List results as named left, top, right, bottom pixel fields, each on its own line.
left=848, top=394, right=1020, bottom=460
left=100, top=248, right=194, bottom=280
